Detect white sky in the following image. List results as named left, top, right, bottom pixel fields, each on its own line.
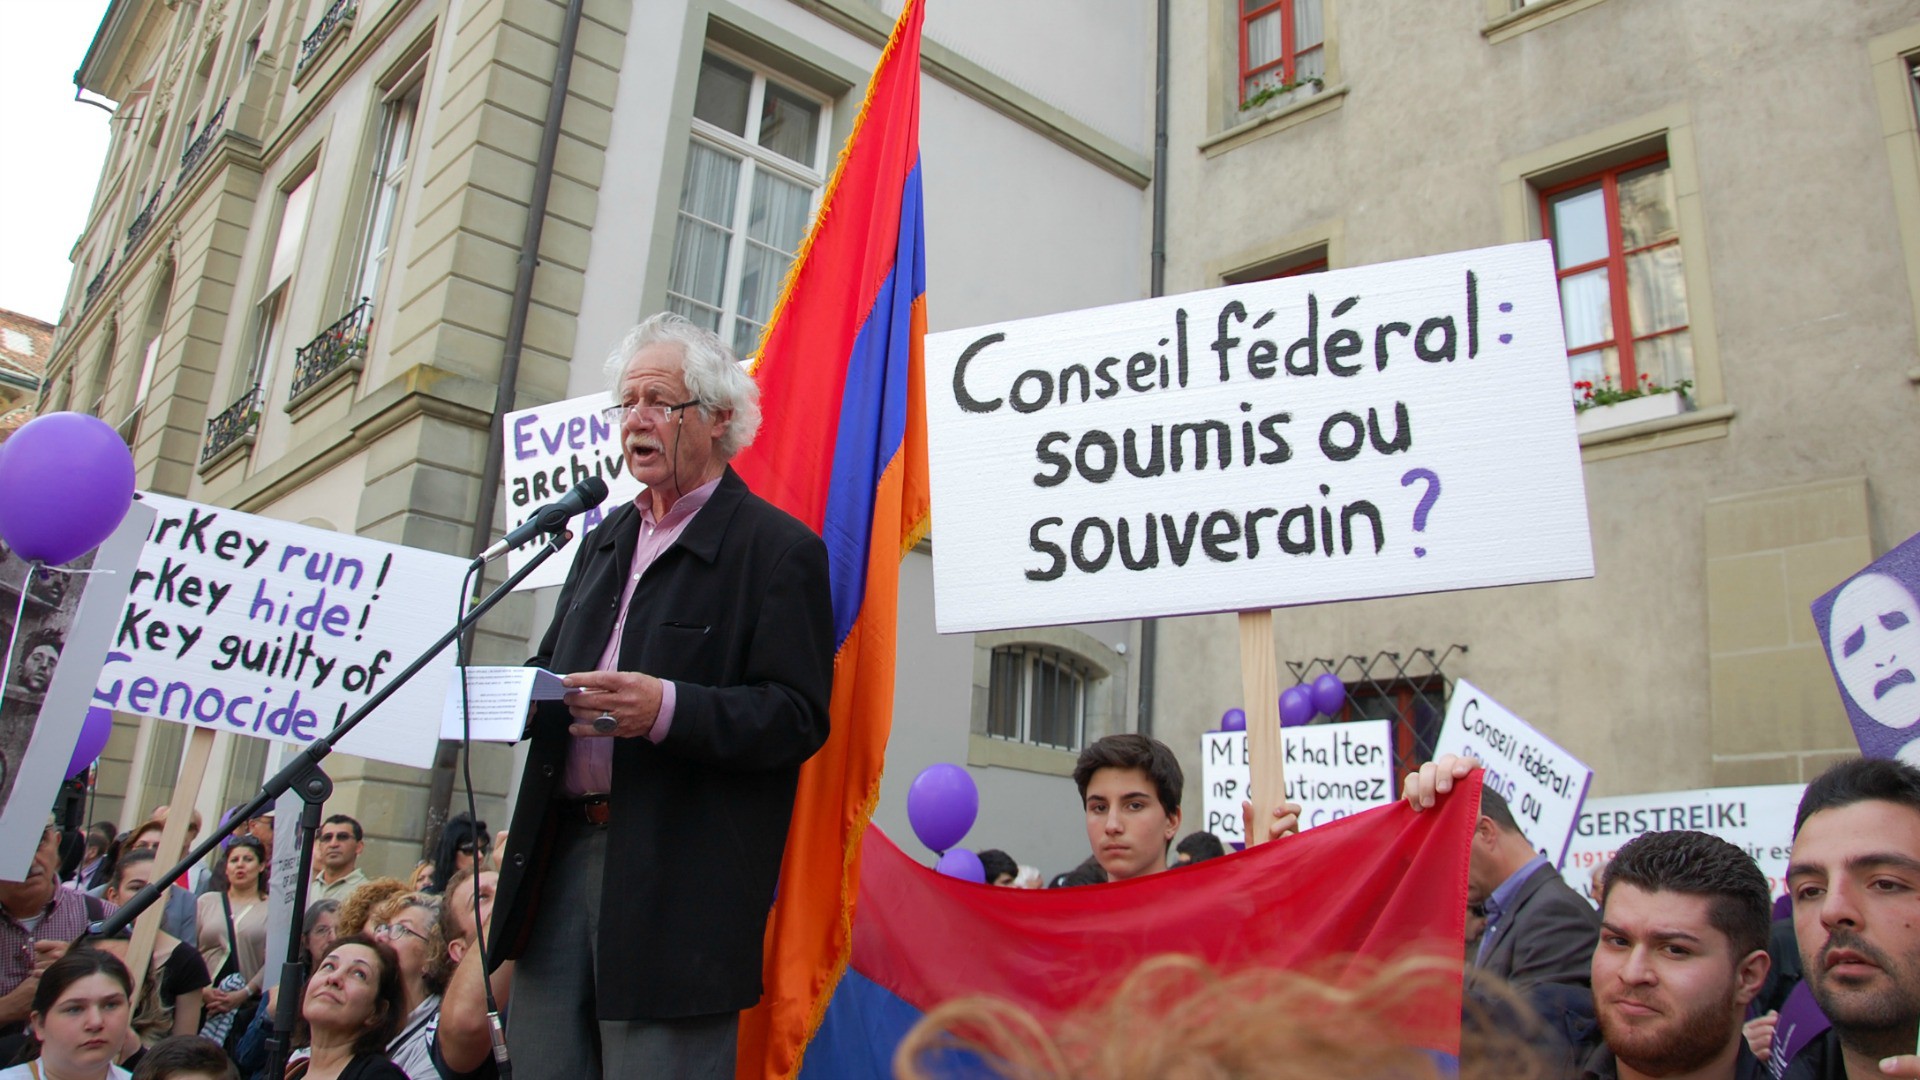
left=0, top=1, right=116, bottom=325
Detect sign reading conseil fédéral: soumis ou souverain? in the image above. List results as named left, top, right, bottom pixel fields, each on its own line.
left=921, top=241, right=1595, bottom=633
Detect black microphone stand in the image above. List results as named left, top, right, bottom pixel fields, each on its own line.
left=88, top=529, right=570, bottom=1080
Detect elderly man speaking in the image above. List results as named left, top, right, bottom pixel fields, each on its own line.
left=491, top=313, right=835, bottom=1079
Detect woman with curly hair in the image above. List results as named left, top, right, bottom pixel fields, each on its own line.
left=360, top=893, right=441, bottom=1079
left=891, top=954, right=1561, bottom=1080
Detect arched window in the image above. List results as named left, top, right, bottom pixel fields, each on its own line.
left=987, top=644, right=1090, bottom=751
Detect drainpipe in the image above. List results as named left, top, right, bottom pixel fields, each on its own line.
left=1137, top=0, right=1170, bottom=738
left=424, top=0, right=587, bottom=856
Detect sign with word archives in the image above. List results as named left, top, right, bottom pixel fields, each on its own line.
left=922, top=241, right=1593, bottom=633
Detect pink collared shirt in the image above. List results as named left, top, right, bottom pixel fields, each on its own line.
left=560, top=477, right=722, bottom=797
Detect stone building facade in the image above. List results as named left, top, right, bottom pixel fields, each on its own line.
left=47, top=0, right=1152, bottom=877
left=1145, top=0, right=1920, bottom=836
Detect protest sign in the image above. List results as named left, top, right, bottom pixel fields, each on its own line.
left=501, top=393, right=641, bottom=591
left=0, top=502, right=152, bottom=877
left=1810, top=531, right=1920, bottom=764
left=1434, top=679, right=1592, bottom=866
left=92, top=494, right=469, bottom=769
left=1559, top=783, right=1805, bottom=902
left=921, top=241, right=1593, bottom=633
left=1201, top=719, right=1394, bottom=844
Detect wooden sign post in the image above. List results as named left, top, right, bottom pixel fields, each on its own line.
left=1240, top=610, right=1286, bottom=844
left=125, top=726, right=215, bottom=999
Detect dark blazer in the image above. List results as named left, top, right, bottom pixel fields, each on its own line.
left=489, top=468, right=835, bottom=1020
left=1476, top=862, right=1602, bottom=991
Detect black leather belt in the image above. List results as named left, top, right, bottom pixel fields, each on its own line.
left=557, top=794, right=610, bottom=827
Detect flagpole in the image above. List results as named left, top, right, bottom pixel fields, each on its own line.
left=1240, top=609, right=1288, bottom=844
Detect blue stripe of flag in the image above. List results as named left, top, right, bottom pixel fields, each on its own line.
left=818, top=159, right=927, bottom=644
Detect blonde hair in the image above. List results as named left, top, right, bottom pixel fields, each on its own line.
left=334, top=877, right=410, bottom=938
left=892, top=954, right=1559, bottom=1080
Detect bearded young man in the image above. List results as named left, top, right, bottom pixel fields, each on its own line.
left=1583, top=830, right=1771, bottom=1080
left=1783, top=758, right=1920, bottom=1080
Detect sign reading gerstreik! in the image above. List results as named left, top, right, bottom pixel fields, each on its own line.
left=921, top=241, right=1593, bottom=633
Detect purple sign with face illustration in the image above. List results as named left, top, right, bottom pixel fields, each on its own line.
left=1812, top=532, right=1920, bottom=763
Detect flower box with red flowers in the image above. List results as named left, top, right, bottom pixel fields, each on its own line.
left=1572, top=374, right=1694, bottom=435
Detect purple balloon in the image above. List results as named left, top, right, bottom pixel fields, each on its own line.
left=934, top=847, right=986, bottom=883
left=0, top=413, right=135, bottom=566
left=1279, top=686, right=1314, bottom=727
left=1220, top=707, right=1247, bottom=732
left=906, top=763, right=978, bottom=853
left=1311, top=672, right=1347, bottom=717
left=66, top=707, right=113, bottom=780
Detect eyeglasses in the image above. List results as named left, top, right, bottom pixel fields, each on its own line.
left=372, top=923, right=427, bottom=944
left=599, top=400, right=699, bottom=426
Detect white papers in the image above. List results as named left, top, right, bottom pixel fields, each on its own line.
left=438, top=666, right=569, bottom=742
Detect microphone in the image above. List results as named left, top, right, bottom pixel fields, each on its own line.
left=475, top=477, right=609, bottom=564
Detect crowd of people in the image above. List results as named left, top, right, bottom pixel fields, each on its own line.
left=7, top=316, right=1919, bottom=1080
left=0, top=807, right=502, bottom=1080
left=0, top=720, right=1872, bottom=1080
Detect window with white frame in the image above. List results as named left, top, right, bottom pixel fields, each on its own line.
left=666, top=50, right=830, bottom=358
left=987, top=644, right=1090, bottom=751
left=239, top=173, right=315, bottom=398
left=349, top=79, right=420, bottom=312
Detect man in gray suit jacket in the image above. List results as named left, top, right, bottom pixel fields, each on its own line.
left=1470, top=786, right=1602, bottom=990
left=1406, top=756, right=1600, bottom=992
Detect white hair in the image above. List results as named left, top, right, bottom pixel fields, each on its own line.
left=604, top=312, right=762, bottom=457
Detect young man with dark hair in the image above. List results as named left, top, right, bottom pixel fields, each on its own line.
left=1073, top=735, right=1185, bottom=882
left=1175, top=832, right=1226, bottom=865
left=1781, top=757, right=1920, bottom=1079
left=311, top=814, right=367, bottom=903
left=1583, top=830, right=1772, bottom=1080
left=976, top=849, right=1019, bottom=887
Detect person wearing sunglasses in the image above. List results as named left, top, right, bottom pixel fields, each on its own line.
left=424, top=816, right=487, bottom=897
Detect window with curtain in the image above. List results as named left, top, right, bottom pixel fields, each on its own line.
left=240, top=173, right=315, bottom=398
left=1239, top=0, right=1324, bottom=102
left=666, top=51, right=830, bottom=358
left=1541, top=155, right=1690, bottom=400
left=350, top=82, right=420, bottom=312
left=986, top=644, right=1091, bottom=752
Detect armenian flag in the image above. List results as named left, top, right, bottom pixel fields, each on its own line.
left=801, top=778, right=1481, bottom=1075
left=727, top=0, right=929, bottom=1076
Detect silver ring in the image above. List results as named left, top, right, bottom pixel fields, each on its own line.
left=593, top=714, right=617, bottom=734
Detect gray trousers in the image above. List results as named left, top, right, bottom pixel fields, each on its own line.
left=506, top=815, right=738, bottom=1079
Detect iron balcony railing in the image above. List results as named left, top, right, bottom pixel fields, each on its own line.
left=177, top=98, right=228, bottom=184
left=290, top=298, right=371, bottom=399
left=123, top=183, right=166, bottom=259
left=201, top=383, right=262, bottom=464
left=299, top=0, right=357, bottom=72
left=83, top=254, right=115, bottom=310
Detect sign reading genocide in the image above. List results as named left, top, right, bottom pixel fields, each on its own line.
left=1558, top=784, right=1806, bottom=903
left=502, top=393, right=642, bottom=591
left=92, top=494, right=470, bottom=768
left=1434, top=679, right=1592, bottom=867
left=920, top=241, right=1593, bottom=633
left=1201, top=720, right=1395, bottom=845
